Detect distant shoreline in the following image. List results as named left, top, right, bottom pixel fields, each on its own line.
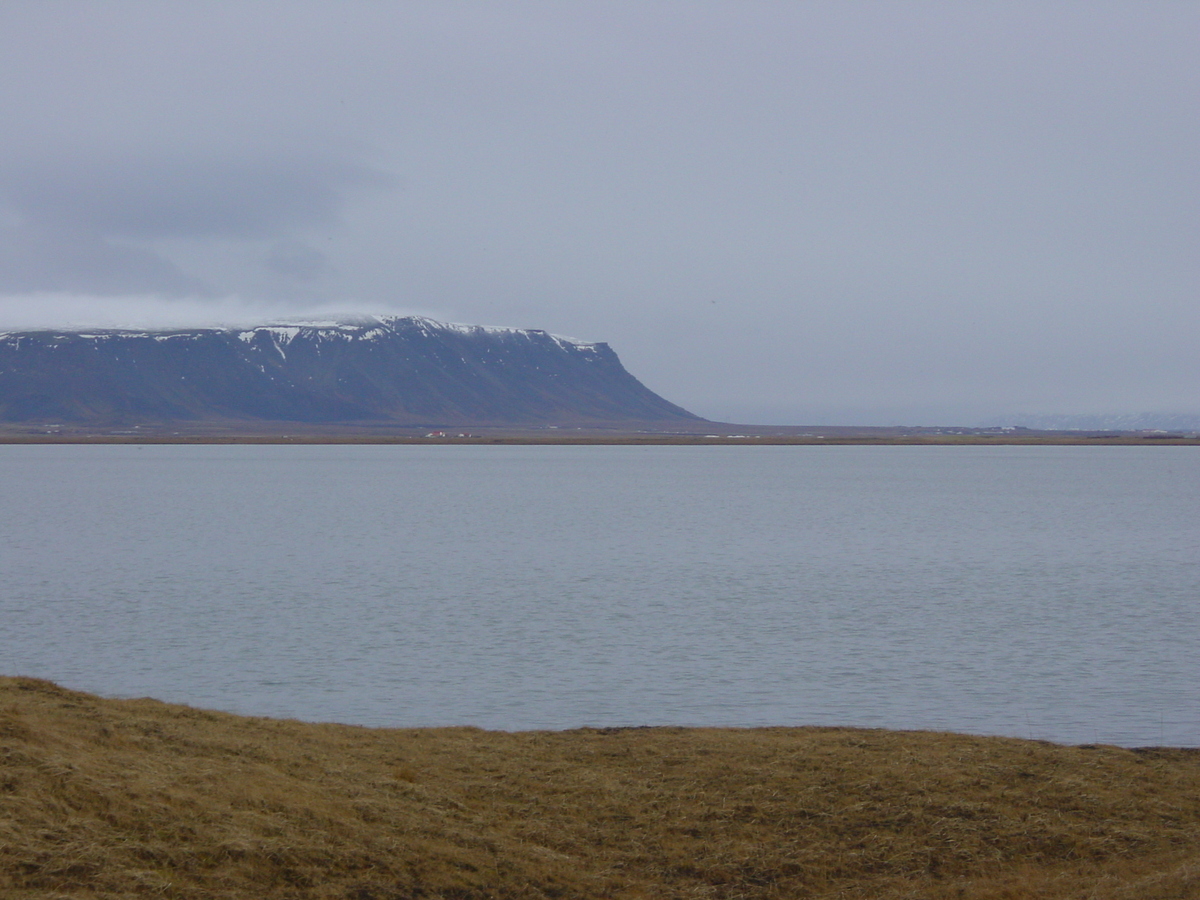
left=2, top=429, right=1198, bottom=446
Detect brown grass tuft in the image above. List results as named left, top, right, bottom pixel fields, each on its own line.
left=1, top=676, right=1198, bottom=898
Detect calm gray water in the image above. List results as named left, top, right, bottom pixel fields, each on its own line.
left=1, top=444, right=1196, bottom=746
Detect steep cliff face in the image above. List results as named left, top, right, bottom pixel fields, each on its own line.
left=0, top=316, right=701, bottom=425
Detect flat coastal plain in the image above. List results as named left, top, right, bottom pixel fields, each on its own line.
left=2, top=678, right=1198, bottom=899
left=2, top=421, right=1199, bottom=445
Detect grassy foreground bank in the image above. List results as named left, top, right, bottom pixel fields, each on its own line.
left=2, top=678, right=1198, bottom=899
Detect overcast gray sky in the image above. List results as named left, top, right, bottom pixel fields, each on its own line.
left=0, top=1, right=1195, bottom=425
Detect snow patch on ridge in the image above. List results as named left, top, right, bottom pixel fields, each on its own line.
left=0, top=315, right=604, bottom=351
left=0, top=329, right=213, bottom=342
left=244, top=326, right=303, bottom=344
left=414, top=317, right=600, bottom=350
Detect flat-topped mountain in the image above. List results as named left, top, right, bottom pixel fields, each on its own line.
left=0, top=316, right=702, bottom=426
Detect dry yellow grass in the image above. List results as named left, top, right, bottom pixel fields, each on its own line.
left=2, top=677, right=1198, bottom=899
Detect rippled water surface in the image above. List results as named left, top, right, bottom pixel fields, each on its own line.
left=2, top=444, right=1196, bottom=746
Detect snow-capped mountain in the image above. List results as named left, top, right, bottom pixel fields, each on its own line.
left=0, top=316, right=701, bottom=425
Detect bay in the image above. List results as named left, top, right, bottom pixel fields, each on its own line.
left=1, top=444, right=1196, bottom=746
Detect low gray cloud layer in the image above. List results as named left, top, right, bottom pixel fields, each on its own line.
left=0, top=1, right=1195, bottom=424
left=0, top=154, right=386, bottom=297
left=0, top=222, right=209, bottom=296
left=1, top=156, right=387, bottom=239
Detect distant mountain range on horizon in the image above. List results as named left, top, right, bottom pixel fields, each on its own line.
left=1, top=316, right=1194, bottom=433
left=981, top=412, right=1200, bottom=433
left=0, top=316, right=704, bottom=426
